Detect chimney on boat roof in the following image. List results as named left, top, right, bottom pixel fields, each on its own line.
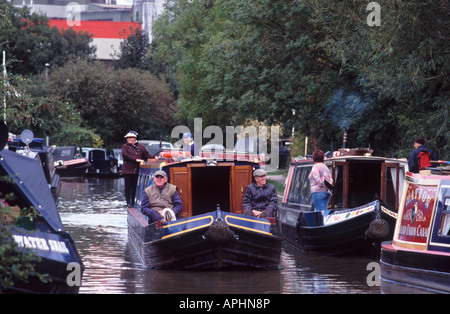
left=342, top=127, right=348, bottom=148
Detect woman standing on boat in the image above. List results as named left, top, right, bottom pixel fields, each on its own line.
left=309, top=150, right=333, bottom=215
left=122, top=130, right=156, bottom=208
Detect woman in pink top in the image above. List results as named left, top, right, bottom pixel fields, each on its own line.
left=308, top=150, right=333, bottom=215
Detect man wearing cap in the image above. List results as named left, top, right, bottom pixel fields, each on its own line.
left=140, top=170, right=183, bottom=223
left=122, top=130, right=156, bottom=207
left=182, top=132, right=199, bottom=157
left=408, top=137, right=438, bottom=173
left=242, top=169, right=277, bottom=218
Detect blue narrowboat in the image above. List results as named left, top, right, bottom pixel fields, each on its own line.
left=277, top=148, right=407, bottom=255
left=380, top=167, right=450, bottom=293
left=127, top=158, right=282, bottom=269
left=1, top=130, right=83, bottom=293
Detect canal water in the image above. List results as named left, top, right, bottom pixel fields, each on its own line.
left=58, top=177, right=429, bottom=294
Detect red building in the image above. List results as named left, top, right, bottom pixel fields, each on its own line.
left=49, top=20, right=141, bottom=61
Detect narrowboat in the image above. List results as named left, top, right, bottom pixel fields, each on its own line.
left=82, top=147, right=116, bottom=176
left=0, top=145, right=83, bottom=293
left=380, top=167, right=450, bottom=293
left=7, top=130, right=60, bottom=202
left=127, top=158, right=282, bottom=269
left=54, top=146, right=89, bottom=178
left=277, top=148, right=407, bottom=255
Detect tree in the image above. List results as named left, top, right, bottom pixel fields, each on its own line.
left=152, top=0, right=449, bottom=159
left=114, top=26, right=150, bottom=70
left=48, top=59, right=178, bottom=146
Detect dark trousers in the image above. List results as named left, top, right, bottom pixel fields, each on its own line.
left=123, top=173, right=139, bottom=207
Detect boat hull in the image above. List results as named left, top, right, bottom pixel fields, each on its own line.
left=6, top=229, right=84, bottom=294
left=380, top=243, right=450, bottom=293
left=278, top=201, right=389, bottom=255
left=128, top=208, right=282, bottom=269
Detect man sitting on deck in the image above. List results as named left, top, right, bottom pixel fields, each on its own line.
left=242, top=169, right=277, bottom=218
left=141, top=170, right=183, bottom=223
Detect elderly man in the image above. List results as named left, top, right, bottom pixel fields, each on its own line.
left=242, top=169, right=277, bottom=218
left=140, top=170, right=183, bottom=223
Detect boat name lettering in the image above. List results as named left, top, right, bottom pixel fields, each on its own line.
left=398, top=224, right=429, bottom=238
left=405, top=186, right=433, bottom=210
left=12, top=235, right=69, bottom=254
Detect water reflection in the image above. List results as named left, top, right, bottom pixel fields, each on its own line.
left=58, top=177, right=425, bottom=294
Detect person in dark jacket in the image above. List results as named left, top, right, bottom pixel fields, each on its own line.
left=242, top=169, right=277, bottom=218
left=122, top=130, right=156, bottom=207
left=408, top=137, right=438, bottom=173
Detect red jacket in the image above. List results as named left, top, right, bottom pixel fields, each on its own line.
left=121, top=142, right=154, bottom=175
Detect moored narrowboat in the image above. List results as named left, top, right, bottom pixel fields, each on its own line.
left=277, top=148, right=407, bottom=255
left=127, top=158, right=282, bottom=269
left=7, top=131, right=61, bottom=203
left=380, top=167, right=450, bottom=293
left=54, top=146, right=89, bottom=178
left=0, top=147, right=83, bottom=293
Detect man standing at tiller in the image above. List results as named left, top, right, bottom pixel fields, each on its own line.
left=408, top=137, right=438, bottom=173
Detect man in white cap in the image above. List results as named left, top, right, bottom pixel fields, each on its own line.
left=141, top=170, right=183, bottom=223
left=242, top=168, right=277, bottom=218
left=121, top=130, right=156, bottom=207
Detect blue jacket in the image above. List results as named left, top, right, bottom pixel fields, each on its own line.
left=408, top=145, right=438, bottom=173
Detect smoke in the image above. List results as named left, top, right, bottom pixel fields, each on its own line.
left=324, top=88, right=373, bottom=130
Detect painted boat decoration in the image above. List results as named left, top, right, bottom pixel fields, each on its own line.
left=127, top=158, right=282, bottom=269
left=277, top=148, right=407, bottom=255
left=380, top=167, right=450, bottom=293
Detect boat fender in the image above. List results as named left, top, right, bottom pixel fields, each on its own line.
left=365, top=218, right=389, bottom=240
left=203, top=220, right=238, bottom=244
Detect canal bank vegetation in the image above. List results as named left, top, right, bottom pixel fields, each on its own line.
left=1, top=0, right=448, bottom=159
left=151, top=0, right=449, bottom=160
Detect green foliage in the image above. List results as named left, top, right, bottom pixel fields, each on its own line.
left=152, top=0, right=449, bottom=159
left=114, top=26, right=150, bottom=70
left=48, top=59, right=178, bottom=146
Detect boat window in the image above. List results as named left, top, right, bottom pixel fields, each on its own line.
left=383, top=165, right=405, bottom=210
left=384, top=168, right=396, bottom=208
left=438, top=198, right=450, bottom=236
left=332, top=164, right=345, bottom=208
left=287, top=166, right=312, bottom=205
left=348, top=162, right=381, bottom=208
